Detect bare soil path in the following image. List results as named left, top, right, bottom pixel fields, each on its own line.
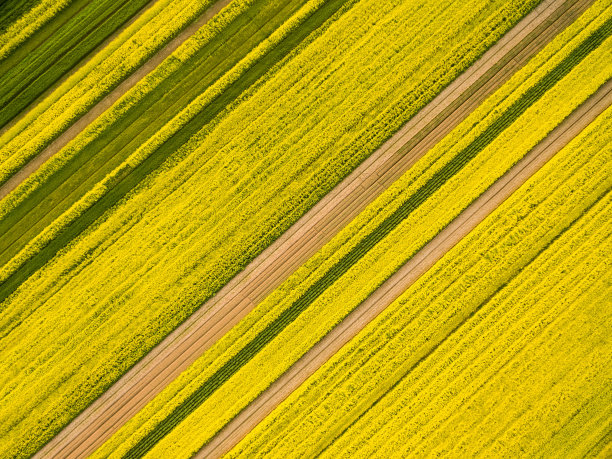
left=0, top=0, right=234, bottom=200
left=34, top=0, right=593, bottom=457
left=197, top=77, right=612, bottom=459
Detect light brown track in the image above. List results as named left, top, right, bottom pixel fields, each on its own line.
left=197, top=77, right=612, bottom=459
left=0, top=0, right=234, bottom=200
left=34, top=0, right=593, bottom=457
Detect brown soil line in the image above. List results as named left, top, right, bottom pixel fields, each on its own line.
left=34, top=0, right=591, bottom=457
left=0, top=0, right=162, bottom=139
left=0, top=0, right=234, bottom=200
left=197, top=78, right=612, bottom=459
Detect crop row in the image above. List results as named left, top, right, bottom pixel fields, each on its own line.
left=536, top=386, right=612, bottom=457
left=0, top=0, right=153, bottom=128
left=231, top=104, right=612, bottom=458
left=0, top=0, right=219, bottom=184
left=0, top=0, right=71, bottom=60
left=0, top=0, right=538, bottom=456
left=0, top=0, right=344, bottom=278
left=90, top=6, right=612, bottom=456
left=0, top=0, right=42, bottom=36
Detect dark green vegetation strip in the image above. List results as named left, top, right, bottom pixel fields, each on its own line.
left=0, top=0, right=46, bottom=35
left=0, top=0, right=305, bottom=267
left=0, top=0, right=356, bottom=306
left=122, top=17, right=612, bottom=459
left=0, top=0, right=152, bottom=129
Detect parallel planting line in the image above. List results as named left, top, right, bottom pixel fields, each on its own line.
left=0, top=0, right=233, bottom=200
left=0, top=0, right=151, bottom=129
left=35, top=1, right=591, bottom=457
left=0, top=0, right=161, bottom=138
left=0, top=0, right=355, bottom=294
left=197, top=78, right=612, bottom=459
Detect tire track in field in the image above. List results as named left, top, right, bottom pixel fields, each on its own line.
left=0, top=0, right=234, bottom=200
left=33, top=0, right=592, bottom=457
left=197, top=77, right=612, bottom=459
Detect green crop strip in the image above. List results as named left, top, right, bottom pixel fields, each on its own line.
left=0, top=0, right=43, bottom=35
left=123, top=14, right=612, bottom=459
left=0, top=0, right=151, bottom=128
left=0, top=0, right=81, bottom=63
left=0, top=0, right=224, bottom=186
left=0, top=0, right=355, bottom=305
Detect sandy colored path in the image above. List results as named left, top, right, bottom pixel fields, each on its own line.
left=0, top=0, right=234, bottom=200
left=197, top=78, right=612, bottom=459
left=34, top=0, right=592, bottom=457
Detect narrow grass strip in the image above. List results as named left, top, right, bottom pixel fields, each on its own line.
left=0, top=0, right=218, bottom=184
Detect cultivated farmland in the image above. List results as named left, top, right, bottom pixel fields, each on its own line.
left=231, top=104, right=612, bottom=458
left=89, top=4, right=612, bottom=454
left=0, top=0, right=153, bottom=128
left=0, top=0, right=609, bottom=457
left=0, top=1, right=544, bottom=456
